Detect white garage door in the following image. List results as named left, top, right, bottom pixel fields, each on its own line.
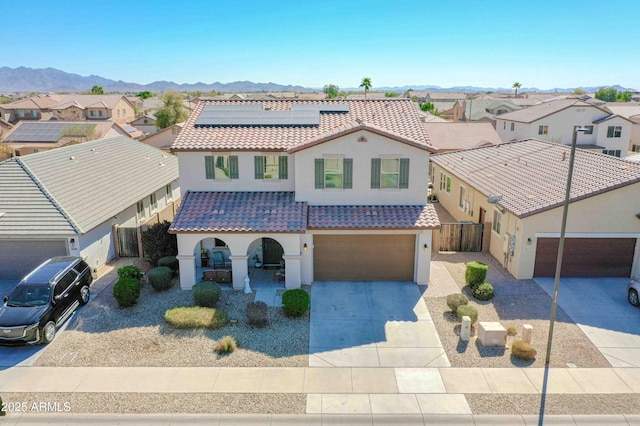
left=0, top=239, right=68, bottom=280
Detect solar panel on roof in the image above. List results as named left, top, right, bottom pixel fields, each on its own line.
left=195, top=104, right=320, bottom=127
left=8, top=123, right=97, bottom=142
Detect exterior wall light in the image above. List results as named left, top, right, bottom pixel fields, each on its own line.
left=303, top=243, right=308, bottom=252
left=423, top=244, right=428, bottom=252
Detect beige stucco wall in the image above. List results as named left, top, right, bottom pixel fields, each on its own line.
left=112, top=98, right=136, bottom=124
left=293, top=129, right=430, bottom=205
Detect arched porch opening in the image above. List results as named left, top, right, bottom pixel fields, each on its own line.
left=247, top=237, right=286, bottom=286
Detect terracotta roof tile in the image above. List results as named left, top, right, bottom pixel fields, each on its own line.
left=308, top=204, right=440, bottom=229
left=171, top=99, right=433, bottom=151
left=431, top=139, right=640, bottom=218
left=169, top=191, right=307, bottom=232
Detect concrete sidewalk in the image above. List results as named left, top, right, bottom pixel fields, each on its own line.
left=1, top=365, right=638, bottom=417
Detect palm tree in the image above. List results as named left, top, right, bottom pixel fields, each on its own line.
left=512, top=82, right=522, bottom=96
left=360, top=77, right=372, bottom=99
left=91, top=85, right=104, bottom=95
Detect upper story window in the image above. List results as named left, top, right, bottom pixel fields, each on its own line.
left=538, top=125, right=548, bottom=135
left=254, top=155, right=288, bottom=180
left=205, top=155, right=239, bottom=179
left=370, top=158, right=409, bottom=189
left=632, top=144, right=640, bottom=153
left=439, top=172, right=451, bottom=193
left=510, top=122, right=515, bottom=131
left=17, top=109, right=24, bottom=118
left=492, top=209, right=502, bottom=234
left=136, top=200, right=145, bottom=222
left=583, top=125, right=594, bottom=134
left=459, top=185, right=467, bottom=210
left=99, top=110, right=104, bottom=117
left=150, top=193, right=157, bottom=213
left=607, top=126, right=622, bottom=138
left=602, top=149, right=621, bottom=157
left=31, top=110, right=38, bottom=118
left=165, top=184, right=173, bottom=201
left=503, top=121, right=506, bottom=130
left=314, top=157, right=353, bottom=189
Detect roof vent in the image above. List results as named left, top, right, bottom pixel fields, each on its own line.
left=159, top=162, right=165, bottom=166
left=561, top=152, right=566, bottom=161
left=69, top=155, right=75, bottom=161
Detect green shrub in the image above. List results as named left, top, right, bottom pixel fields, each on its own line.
left=192, top=281, right=221, bottom=308
left=507, top=326, right=518, bottom=336
left=511, top=340, right=537, bottom=360
left=446, top=293, right=469, bottom=313
left=113, top=277, right=141, bottom=308
left=117, top=265, right=141, bottom=280
left=141, top=220, right=177, bottom=266
left=465, top=261, right=489, bottom=287
left=148, top=266, right=173, bottom=291
left=164, top=307, right=228, bottom=329
left=214, top=335, right=237, bottom=353
left=246, top=301, right=268, bottom=327
left=456, top=305, right=479, bottom=324
left=473, top=283, right=495, bottom=301
left=158, top=256, right=179, bottom=272
left=282, top=289, right=310, bottom=317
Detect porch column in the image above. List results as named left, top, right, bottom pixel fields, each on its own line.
left=177, top=254, right=196, bottom=290
left=415, top=231, right=432, bottom=285
left=230, top=254, right=248, bottom=290
left=282, top=254, right=301, bottom=289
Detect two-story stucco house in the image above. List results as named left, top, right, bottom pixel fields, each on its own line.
left=496, top=99, right=634, bottom=157
left=169, top=99, right=440, bottom=290
left=52, top=95, right=137, bottom=125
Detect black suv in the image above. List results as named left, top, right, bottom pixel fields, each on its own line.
left=0, top=256, right=92, bottom=345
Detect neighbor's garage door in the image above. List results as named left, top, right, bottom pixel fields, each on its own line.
left=0, top=239, right=68, bottom=280
left=533, top=238, right=636, bottom=278
left=313, top=235, right=415, bottom=281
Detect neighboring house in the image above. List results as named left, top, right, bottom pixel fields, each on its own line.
left=436, top=100, right=466, bottom=121
left=423, top=122, right=501, bottom=153
left=141, top=122, right=184, bottom=151
left=169, top=99, right=440, bottom=290
left=131, top=114, right=158, bottom=135
left=625, top=153, right=640, bottom=164
left=0, top=118, right=13, bottom=137
left=417, top=110, right=448, bottom=123
left=430, top=139, right=640, bottom=280
left=126, top=96, right=144, bottom=115
left=0, top=94, right=64, bottom=124
left=425, top=92, right=468, bottom=104
left=496, top=99, right=634, bottom=157
left=0, top=136, right=180, bottom=279
left=2, top=121, right=133, bottom=158
left=604, top=104, right=640, bottom=153
left=52, top=95, right=136, bottom=124
left=465, top=99, right=522, bottom=126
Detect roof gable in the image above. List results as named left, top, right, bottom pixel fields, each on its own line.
left=497, top=99, right=607, bottom=123
left=431, top=139, right=640, bottom=218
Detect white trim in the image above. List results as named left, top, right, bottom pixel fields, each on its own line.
left=308, top=229, right=423, bottom=235
left=535, top=232, right=640, bottom=238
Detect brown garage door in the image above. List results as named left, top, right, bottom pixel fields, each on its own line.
left=313, top=234, right=415, bottom=281
left=0, top=239, right=69, bottom=280
left=533, top=238, right=636, bottom=278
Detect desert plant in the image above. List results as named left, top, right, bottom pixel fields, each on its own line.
left=214, top=335, right=237, bottom=353
left=246, top=301, right=268, bottom=327
left=465, top=261, right=488, bottom=288
left=446, top=293, right=469, bottom=313
left=282, top=289, right=310, bottom=317
left=141, top=220, right=177, bottom=266
left=473, top=283, right=495, bottom=301
left=511, top=340, right=537, bottom=360
left=192, top=281, right=221, bottom=307
left=148, top=266, right=173, bottom=291
left=157, top=256, right=179, bottom=272
left=456, top=305, right=479, bottom=324
left=507, top=326, right=518, bottom=336
left=117, top=265, right=141, bottom=280
left=113, top=277, right=141, bottom=308
left=164, top=307, right=228, bottom=329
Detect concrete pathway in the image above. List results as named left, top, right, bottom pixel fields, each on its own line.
left=536, top=277, right=640, bottom=367
left=309, top=282, right=449, bottom=368
left=424, top=256, right=462, bottom=297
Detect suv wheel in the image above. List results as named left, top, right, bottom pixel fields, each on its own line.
left=79, top=285, right=90, bottom=305
left=42, top=321, right=56, bottom=344
left=629, top=289, right=640, bottom=307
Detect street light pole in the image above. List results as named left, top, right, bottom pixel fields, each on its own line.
left=544, top=125, right=587, bottom=365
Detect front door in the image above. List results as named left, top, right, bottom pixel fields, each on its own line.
left=479, top=207, right=486, bottom=224
left=262, top=238, right=284, bottom=267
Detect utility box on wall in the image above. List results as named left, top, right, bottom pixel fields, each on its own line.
left=478, top=321, right=507, bottom=347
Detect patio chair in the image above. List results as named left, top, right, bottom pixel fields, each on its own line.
left=212, top=251, right=229, bottom=269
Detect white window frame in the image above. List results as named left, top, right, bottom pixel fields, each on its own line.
left=136, top=200, right=145, bottom=222
left=459, top=185, right=467, bottom=210
left=607, top=125, right=622, bottom=138
left=324, top=157, right=344, bottom=189
left=214, top=155, right=231, bottom=179
left=150, top=193, right=157, bottom=213
left=538, top=125, right=548, bottom=135
left=380, top=158, right=400, bottom=189
left=439, top=172, right=451, bottom=193
left=263, top=154, right=279, bottom=179
left=492, top=209, right=502, bottom=235
left=165, top=184, right=173, bottom=202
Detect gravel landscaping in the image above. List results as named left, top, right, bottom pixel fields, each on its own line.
left=0, top=392, right=306, bottom=414
left=35, top=275, right=310, bottom=367
left=467, top=394, right=640, bottom=415
left=426, top=252, right=610, bottom=368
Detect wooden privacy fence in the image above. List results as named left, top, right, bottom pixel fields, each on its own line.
left=116, top=227, right=140, bottom=257
left=439, top=222, right=484, bottom=252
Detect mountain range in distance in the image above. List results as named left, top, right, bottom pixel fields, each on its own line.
left=0, top=66, right=635, bottom=94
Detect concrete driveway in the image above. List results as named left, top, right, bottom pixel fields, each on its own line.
left=309, top=281, right=450, bottom=367
left=535, top=277, right=640, bottom=367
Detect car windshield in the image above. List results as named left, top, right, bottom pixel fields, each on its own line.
left=6, top=285, right=51, bottom=307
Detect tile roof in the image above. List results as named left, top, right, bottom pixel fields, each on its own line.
left=0, top=136, right=179, bottom=235
left=170, top=191, right=307, bottom=233
left=308, top=204, right=440, bottom=229
left=5, top=121, right=126, bottom=144
left=430, top=139, right=640, bottom=218
left=0, top=94, right=64, bottom=110
left=496, top=99, right=603, bottom=123
left=171, top=99, right=432, bottom=151
left=423, top=122, right=501, bottom=151
left=53, top=95, right=132, bottom=110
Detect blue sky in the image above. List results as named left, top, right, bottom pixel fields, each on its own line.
left=2, top=0, right=639, bottom=90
